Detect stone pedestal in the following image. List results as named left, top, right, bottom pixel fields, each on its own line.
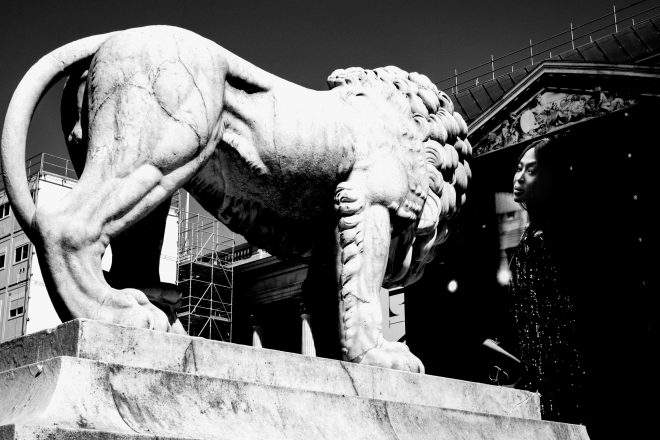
left=0, top=319, right=589, bottom=439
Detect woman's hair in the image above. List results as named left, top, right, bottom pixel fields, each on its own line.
left=516, top=137, right=568, bottom=223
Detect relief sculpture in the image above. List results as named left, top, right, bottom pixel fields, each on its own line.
left=476, top=88, right=636, bottom=156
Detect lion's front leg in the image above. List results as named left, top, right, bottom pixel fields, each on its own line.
left=334, top=181, right=424, bottom=373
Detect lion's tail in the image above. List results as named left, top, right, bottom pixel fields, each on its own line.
left=1, top=32, right=115, bottom=237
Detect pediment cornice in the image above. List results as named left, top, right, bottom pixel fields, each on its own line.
left=468, top=61, right=660, bottom=157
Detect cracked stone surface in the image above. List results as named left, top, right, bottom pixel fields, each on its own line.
left=0, top=320, right=592, bottom=440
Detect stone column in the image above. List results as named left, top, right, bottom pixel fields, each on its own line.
left=300, top=303, right=316, bottom=357
left=250, top=314, right=263, bottom=349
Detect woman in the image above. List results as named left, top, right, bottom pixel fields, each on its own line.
left=508, top=138, right=585, bottom=423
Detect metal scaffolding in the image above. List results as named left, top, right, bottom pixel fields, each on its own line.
left=177, top=205, right=234, bottom=341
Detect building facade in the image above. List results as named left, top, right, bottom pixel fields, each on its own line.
left=404, top=12, right=660, bottom=438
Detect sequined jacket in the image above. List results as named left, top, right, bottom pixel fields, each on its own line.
left=508, top=222, right=585, bottom=422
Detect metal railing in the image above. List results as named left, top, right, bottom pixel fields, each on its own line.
left=24, top=153, right=78, bottom=181
left=436, top=0, right=660, bottom=94
left=1, top=153, right=77, bottom=192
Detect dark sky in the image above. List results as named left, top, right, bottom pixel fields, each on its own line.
left=0, top=0, right=641, bottom=160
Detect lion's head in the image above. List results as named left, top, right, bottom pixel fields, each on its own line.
left=327, top=66, right=472, bottom=287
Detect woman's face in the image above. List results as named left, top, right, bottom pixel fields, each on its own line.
left=513, top=147, right=538, bottom=203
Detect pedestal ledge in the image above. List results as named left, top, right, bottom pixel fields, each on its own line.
left=0, top=319, right=540, bottom=419
left=0, top=319, right=590, bottom=440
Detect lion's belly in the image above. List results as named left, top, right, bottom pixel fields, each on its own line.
left=185, top=147, right=339, bottom=259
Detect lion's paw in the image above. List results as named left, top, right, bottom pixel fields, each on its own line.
left=360, top=341, right=425, bottom=373
left=100, top=287, right=180, bottom=334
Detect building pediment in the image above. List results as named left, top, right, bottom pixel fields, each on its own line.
left=468, top=62, right=660, bottom=157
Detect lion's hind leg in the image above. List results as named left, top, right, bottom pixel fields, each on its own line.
left=34, top=29, right=225, bottom=331
left=104, top=200, right=186, bottom=334
left=34, top=154, right=199, bottom=331
left=335, top=179, right=424, bottom=373
left=33, top=171, right=177, bottom=332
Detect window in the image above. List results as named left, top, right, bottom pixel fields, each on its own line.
left=8, top=297, right=24, bottom=319
left=14, top=244, right=29, bottom=263
left=0, top=202, right=10, bottom=219
left=0, top=252, right=5, bottom=269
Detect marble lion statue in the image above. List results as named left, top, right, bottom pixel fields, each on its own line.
left=1, top=25, right=471, bottom=372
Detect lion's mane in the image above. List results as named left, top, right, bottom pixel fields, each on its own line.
left=327, top=66, right=472, bottom=287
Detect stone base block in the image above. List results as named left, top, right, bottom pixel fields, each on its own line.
left=0, top=319, right=589, bottom=440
